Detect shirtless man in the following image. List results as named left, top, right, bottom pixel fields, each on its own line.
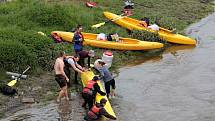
left=54, top=51, right=69, bottom=102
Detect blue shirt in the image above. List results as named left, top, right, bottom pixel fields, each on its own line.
left=97, top=66, right=113, bottom=83
left=73, top=32, right=83, bottom=51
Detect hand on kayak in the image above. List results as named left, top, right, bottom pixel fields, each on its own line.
left=101, top=92, right=106, bottom=96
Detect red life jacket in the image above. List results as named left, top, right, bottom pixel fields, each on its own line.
left=52, top=33, right=62, bottom=43
left=88, top=105, right=101, bottom=119
left=83, top=80, right=96, bottom=95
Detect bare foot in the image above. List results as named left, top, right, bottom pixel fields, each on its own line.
left=66, top=97, right=69, bottom=101
left=56, top=98, right=60, bottom=103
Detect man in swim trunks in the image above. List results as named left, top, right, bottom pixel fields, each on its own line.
left=54, top=51, right=69, bottom=102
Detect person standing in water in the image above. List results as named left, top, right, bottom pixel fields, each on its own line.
left=54, top=51, right=69, bottom=102
left=95, top=60, right=116, bottom=98
left=82, top=76, right=106, bottom=110
left=64, top=54, right=84, bottom=84
left=84, top=98, right=117, bottom=121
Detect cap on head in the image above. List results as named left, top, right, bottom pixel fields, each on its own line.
left=100, top=98, right=107, bottom=104
left=88, top=50, right=95, bottom=57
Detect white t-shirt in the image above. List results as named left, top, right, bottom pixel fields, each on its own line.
left=97, top=33, right=106, bottom=40
left=67, top=58, right=77, bottom=66
left=148, top=24, right=160, bottom=31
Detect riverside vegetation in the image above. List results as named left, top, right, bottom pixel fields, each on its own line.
left=0, top=0, right=214, bottom=118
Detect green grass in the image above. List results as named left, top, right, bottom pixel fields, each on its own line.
left=0, top=0, right=214, bottom=82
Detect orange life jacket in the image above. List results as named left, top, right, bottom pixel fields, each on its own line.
left=88, top=105, right=101, bottom=119
left=83, top=80, right=96, bottom=95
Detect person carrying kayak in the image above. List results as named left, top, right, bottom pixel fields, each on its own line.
left=78, top=50, right=95, bottom=68
left=73, top=25, right=84, bottom=54
left=82, top=76, right=106, bottom=110
left=84, top=98, right=117, bottom=121
left=95, top=60, right=116, bottom=98
left=64, top=54, right=84, bottom=84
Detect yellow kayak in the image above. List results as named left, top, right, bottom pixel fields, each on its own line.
left=81, top=71, right=116, bottom=118
left=51, top=31, right=163, bottom=50
left=103, top=11, right=196, bottom=45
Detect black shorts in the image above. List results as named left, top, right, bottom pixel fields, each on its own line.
left=55, top=74, right=67, bottom=88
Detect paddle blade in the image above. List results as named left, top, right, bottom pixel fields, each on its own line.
left=91, top=22, right=106, bottom=28
left=7, top=80, right=17, bottom=87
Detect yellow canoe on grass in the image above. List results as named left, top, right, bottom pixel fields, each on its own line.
left=103, top=11, right=196, bottom=45
left=51, top=31, right=163, bottom=50
left=81, top=71, right=116, bottom=118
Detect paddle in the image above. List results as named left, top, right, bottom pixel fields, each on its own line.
left=0, top=66, right=31, bottom=96
left=91, top=13, right=125, bottom=28
left=7, top=66, right=31, bottom=87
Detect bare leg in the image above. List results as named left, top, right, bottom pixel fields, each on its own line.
left=111, top=89, right=116, bottom=97
left=63, top=85, right=69, bottom=101
left=57, top=88, right=65, bottom=102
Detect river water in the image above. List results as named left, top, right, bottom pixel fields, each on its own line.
left=1, top=6, right=215, bottom=121
left=114, top=8, right=215, bottom=121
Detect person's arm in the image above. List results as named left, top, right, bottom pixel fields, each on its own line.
left=99, top=108, right=116, bottom=120
left=76, top=63, right=84, bottom=71
left=66, top=55, right=73, bottom=58
left=71, top=64, right=83, bottom=73
left=68, top=59, right=83, bottom=73
left=97, top=68, right=105, bottom=77
left=87, top=57, right=90, bottom=68
left=94, top=83, right=106, bottom=96
left=59, top=61, right=69, bottom=81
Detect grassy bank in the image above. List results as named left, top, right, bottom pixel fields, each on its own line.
left=0, top=0, right=214, bottom=71
left=0, top=0, right=214, bottom=119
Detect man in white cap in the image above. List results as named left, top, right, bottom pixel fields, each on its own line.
left=78, top=50, right=95, bottom=68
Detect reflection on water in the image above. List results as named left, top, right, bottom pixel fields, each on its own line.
left=114, top=9, right=215, bottom=121
left=57, top=100, right=72, bottom=121
left=126, top=45, right=196, bottom=67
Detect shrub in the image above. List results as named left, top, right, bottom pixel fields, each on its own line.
left=131, top=30, right=166, bottom=44
left=0, top=40, right=36, bottom=71
left=22, top=2, right=72, bottom=28
left=0, top=29, right=55, bottom=71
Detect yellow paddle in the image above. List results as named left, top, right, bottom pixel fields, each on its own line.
left=91, top=14, right=125, bottom=28
left=7, top=66, right=31, bottom=87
